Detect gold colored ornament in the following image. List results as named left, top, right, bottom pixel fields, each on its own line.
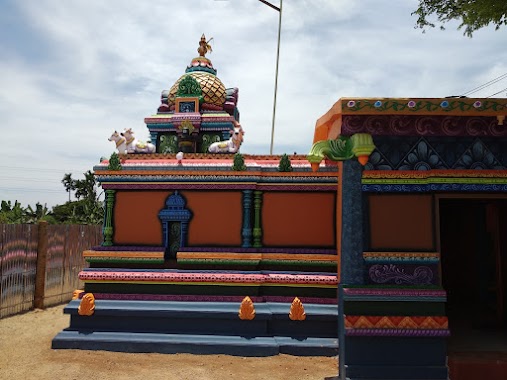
left=289, top=297, right=306, bottom=321
left=78, top=293, right=96, bottom=316
left=238, top=296, right=256, bottom=320
left=197, top=34, right=214, bottom=57
left=72, top=289, right=84, bottom=300
left=169, top=72, right=226, bottom=106
left=179, top=120, right=195, bottom=134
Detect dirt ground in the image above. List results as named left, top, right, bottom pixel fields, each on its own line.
left=0, top=305, right=337, bottom=380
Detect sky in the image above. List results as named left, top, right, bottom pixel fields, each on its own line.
left=1, top=0, right=507, bottom=208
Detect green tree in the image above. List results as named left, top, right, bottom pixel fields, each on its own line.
left=0, top=200, right=25, bottom=224
left=413, top=0, right=507, bottom=37
left=74, top=170, right=98, bottom=201
left=24, top=203, right=56, bottom=224
left=57, top=171, right=104, bottom=225
left=62, top=173, right=76, bottom=202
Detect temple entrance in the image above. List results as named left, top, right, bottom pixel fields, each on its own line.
left=439, top=198, right=507, bottom=378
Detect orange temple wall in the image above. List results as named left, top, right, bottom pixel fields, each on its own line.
left=368, top=194, right=434, bottom=250
left=113, top=190, right=336, bottom=248
left=262, top=192, right=336, bottom=247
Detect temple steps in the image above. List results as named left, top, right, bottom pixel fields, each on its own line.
left=52, top=331, right=338, bottom=356
left=52, top=300, right=338, bottom=356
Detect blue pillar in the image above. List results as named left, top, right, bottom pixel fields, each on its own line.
left=340, top=159, right=364, bottom=285
left=241, top=190, right=253, bottom=248
left=150, top=131, right=158, bottom=148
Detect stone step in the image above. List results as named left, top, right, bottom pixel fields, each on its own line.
left=63, top=300, right=338, bottom=338
left=52, top=330, right=338, bottom=356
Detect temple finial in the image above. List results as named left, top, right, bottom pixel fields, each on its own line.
left=198, top=34, right=213, bottom=57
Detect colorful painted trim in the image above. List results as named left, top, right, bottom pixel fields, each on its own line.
left=87, top=293, right=337, bottom=304
left=177, top=252, right=337, bottom=262
left=341, top=98, right=507, bottom=116
left=79, top=270, right=338, bottom=287
left=362, top=183, right=507, bottom=192
left=345, top=315, right=448, bottom=329
left=345, top=328, right=450, bottom=337
left=94, top=246, right=337, bottom=255
left=362, top=170, right=507, bottom=192
left=363, top=252, right=440, bottom=263
left=342, top=287, right=446, bottom=302
left=342, top=115, right=504, bottom=137
left=101, top=183, right=337, bottom=191
left=84, top=250, right=164, bottom=264
left=363, top=169, right=507, bottom=179
left=178, top=247, right=337, bottom=254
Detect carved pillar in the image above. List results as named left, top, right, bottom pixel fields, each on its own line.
left=252, top=190, right=263, bottom=248
left=241, top=190, right=253, bottom=248
left=102, top=190, right=115, bottom=246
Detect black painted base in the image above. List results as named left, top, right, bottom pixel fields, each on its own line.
left=52, top=300, right=339, bottom=356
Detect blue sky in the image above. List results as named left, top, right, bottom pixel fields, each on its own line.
left=1, top=0, right=507, bottom=207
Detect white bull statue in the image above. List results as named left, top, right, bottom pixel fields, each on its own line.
left=208, top=124, right=244, bottom=154
left=122, top=128, right=156, bottom=154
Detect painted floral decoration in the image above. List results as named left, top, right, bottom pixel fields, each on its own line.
left=473, top=101, right=482, bottom=108
left=399, top=140, right=446, bottom=170
left=347, top=100, right=356, bottom=108
left=454, top=140, right=504, bottom=170
left=407, top=100, right=416, bottom=108
left=440, top=100, right=449, bottom=108
left=374, top=100, right=382, bottom=108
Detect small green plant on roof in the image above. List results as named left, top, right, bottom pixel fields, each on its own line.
left=108, top=152, right=122, bottom=170
left=278, top=154, right=293, bottom=172
left=232, top=153, right=247, bottom=171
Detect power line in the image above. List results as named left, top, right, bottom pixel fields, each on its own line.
left=0, top=176, right=62, bottom=183
left=486, top=86, right=507, bottom=98
left=0, top=187, right=64, bottom=194
left=0, top=165, right=89, bottom=173
left=460, top=72, right=507, bottom=97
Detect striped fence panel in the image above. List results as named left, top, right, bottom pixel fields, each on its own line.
left=0, top=223, right=102, bottom=318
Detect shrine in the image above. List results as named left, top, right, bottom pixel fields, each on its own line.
left=52, top=35, right=507, bottom=379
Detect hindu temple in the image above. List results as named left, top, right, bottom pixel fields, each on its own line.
left=53, top=36, right=507, bottom=380
left=53, top=36, right=343, bottom=357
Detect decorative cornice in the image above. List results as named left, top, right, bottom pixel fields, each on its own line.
left=100, top=183, right=337, bottom=191
left=340, top=98, right=507, bottom=116
left=341, top=115, right=505, bottom=137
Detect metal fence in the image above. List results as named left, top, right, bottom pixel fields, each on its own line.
left=0, top=223, right=102, bottom=318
